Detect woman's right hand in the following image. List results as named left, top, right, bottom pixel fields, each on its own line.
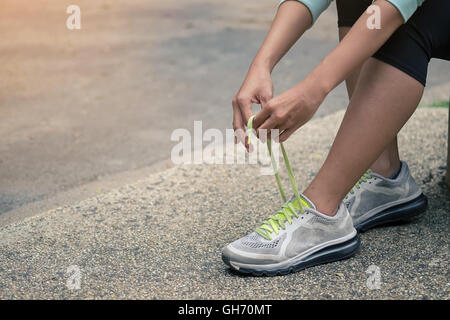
left=232, top=65, right=273, bottom=149
left=230, top=1, right=314, bottom=150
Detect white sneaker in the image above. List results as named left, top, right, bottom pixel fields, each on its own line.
left=222, top=194, right=359, bottom=276
left=345, top=161, right=427, bottom=232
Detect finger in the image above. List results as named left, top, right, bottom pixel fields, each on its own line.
left=236, top=98, right=255, bottom=151
left=238, top=100, right=253, bottom=125
left=272, top=122, right=288, bottom=142
left=232, top=100, right=246, bottom=145
left=236, top=97, right=253, bottom=125
left=258, top=93, right=272, bottom=108
left=277, top=121, right=290, bottom=132
left=278, top=126, right=297, bottom=143
left=257, top=115, right=280, bottom=142
left=252, top=106, right=272, bottom=130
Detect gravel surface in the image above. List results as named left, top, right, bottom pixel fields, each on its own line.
left=0, top=108, right=448, bottom=299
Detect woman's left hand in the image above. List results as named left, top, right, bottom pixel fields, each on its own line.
left=252, top=79, right=327, bottom=142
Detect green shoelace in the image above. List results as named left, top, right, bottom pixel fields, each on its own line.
left=345, top=169, right=372, bottom=199
left=246, top=115, right=309, bottom=241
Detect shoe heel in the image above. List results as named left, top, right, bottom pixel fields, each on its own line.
left=356, top=194, right=428, bottom=232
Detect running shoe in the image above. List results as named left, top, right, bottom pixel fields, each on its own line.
left=222, top=116, right=360, bottom=276
left=344, top=161, right=428, bottom=232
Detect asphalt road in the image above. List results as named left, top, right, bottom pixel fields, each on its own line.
left=0, top=108, right=448, bottom=299
left=1, top=0, right=448, bottom=221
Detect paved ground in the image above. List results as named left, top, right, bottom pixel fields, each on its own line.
left=0, top=108, right=448, bottom=299
left=1, top=0, right=449, bottom=221
left=0, top=0, right=344, bottom=216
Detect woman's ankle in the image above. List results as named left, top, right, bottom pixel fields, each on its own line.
left=303, top=189, right=339, bottom=217
left=370, top=158, right=401, bottom=178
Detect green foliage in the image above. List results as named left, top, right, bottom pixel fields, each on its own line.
left=429, top=100, right=449, bottom=108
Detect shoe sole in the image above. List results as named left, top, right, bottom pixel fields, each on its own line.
left=222, top=234, right=360, bottom=276
left=355, top=193, right=428, bottom=233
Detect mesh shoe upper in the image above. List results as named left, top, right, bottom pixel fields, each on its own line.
left=345, top=161, right=422, bottom=225
left=222, top=196, right=356, bottom=266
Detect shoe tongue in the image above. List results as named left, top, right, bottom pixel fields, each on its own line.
left=289, top=194, right=316, bottom=210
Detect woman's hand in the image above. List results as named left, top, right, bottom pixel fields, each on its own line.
left=253, top=78, right=327, bottom=142
left=232, top=65, right=273, bottom=149
left=231, top=1, right=313, bottom=150
left=243, top=0, right=403, bottom=145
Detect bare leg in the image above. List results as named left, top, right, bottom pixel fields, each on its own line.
left=339, top=27, right=401, bottom=178
left=303, top=58, right=424, bottom=215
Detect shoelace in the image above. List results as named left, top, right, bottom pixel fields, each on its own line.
left=345, top=169, right=373, bottom=199
left=246, top=115, right=308, bottom=241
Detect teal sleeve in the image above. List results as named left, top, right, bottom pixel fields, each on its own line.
left=384, top=0, right=426, bottom=22
left=278, top=0, right=332, bottom=25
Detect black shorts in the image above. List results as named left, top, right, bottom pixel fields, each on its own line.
left=336, top=0, right=450, bottom=86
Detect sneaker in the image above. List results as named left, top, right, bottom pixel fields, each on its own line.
left=344, top=161, right=428, bottom=232
left=222, top=115, right=359, bottom=276
left=221, top=194, right=359, bottom=276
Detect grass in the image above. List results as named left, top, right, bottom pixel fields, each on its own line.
left=428, top=100, right=449, bottom=108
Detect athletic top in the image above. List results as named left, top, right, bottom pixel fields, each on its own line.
left=278, top=0, right=426, bottom=24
